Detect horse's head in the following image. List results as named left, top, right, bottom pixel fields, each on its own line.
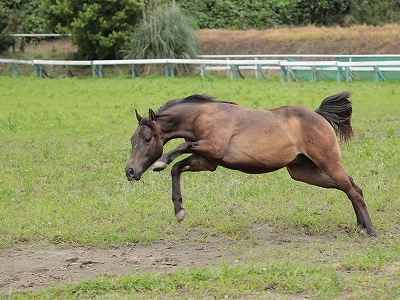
left=125, top=109, right=163, bottom=181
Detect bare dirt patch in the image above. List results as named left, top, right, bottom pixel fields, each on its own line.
left=0, top=224, right=337, bottom=294
left=23, top=39, right=77, bottom=55
left=0, top=232, right=231, bottom=293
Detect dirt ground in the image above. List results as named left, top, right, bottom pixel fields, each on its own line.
left=0, top=223, right=338, bottom=294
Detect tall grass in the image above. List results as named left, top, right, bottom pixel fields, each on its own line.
left=124, top=1, right=200, bottom=68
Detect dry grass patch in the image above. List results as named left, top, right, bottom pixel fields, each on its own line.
left=199, top=24, right=400, bottom=54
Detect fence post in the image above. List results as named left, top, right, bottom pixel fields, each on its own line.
left=92, top=65, right=97, bottom=77
left=230, top=65, right=244, bottom=79
left=12, top=63, right=21, bottom=76
left=98, top=65, right=104, bottom=78
left=254, top=58, right=259, bottom=79
left=66, top=66, right=74, bottom=77
left=373, top=66, right=386, bottom=82
left=34, top=64, right=48, bottom=78
left=280, top=66, right=287, bottom=82
left=345, top=66, right=353, bottom=82
left=34, top=64, right=39, bottom=77
left=165, top=63, right=170, bottom=77
left=131, top=64, right=138, bottom=78
left=286, top=66, right=297, bottom=81
left=337, top=66, right=343, bottom=82
left=200, top=64, right=207, bottom=78
left=92, top=64, right=104, bottom=78
left=256, top=65, right=267, bottom=80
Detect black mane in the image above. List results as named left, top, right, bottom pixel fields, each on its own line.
left=157, top=94, right=237, bottom=114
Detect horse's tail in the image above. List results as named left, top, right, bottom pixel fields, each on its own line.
left=315, top=91, right=354, bottom=141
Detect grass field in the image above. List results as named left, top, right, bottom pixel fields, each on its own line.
left=1, top=76, right=399, bottom=298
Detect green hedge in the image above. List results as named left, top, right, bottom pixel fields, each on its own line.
left=178, top=0, right=400, bottom=29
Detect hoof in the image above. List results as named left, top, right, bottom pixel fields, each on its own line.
left=153, top=161, right=167, bottom=171
left=175, top=209, right=186, bottom=222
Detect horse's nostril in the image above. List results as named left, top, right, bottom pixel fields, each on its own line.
left=125, top=167, right=135, bottom=179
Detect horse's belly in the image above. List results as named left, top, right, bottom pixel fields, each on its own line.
left=219, top=161, right=284, bottom=174
left=220, top=145, right=297, bottom=174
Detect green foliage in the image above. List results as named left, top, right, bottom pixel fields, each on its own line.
left=178, top=0, right=400, bottom=29
left=295, top=0, right=349, bottom=26
left=346, top=0, right=400, bottom=26
left=1, top=0, right=46, bottom=34
left=41, top=0, right=142, bottom=59
left=0, top=4, right=15, bottom=53
left=123, top=2, right=200, bottom=63
left=178, top=0, right=300, bottom=29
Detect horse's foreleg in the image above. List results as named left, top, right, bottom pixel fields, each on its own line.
left=171, top=155, right=217, bottom=222
left=153, top=142, right=193, bottom=171
left=154, top=139, right=225, bottom=171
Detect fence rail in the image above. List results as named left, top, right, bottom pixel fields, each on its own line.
left=11, top=34, right=71, bottom=37
left=1, top=55, right=400, bottom=81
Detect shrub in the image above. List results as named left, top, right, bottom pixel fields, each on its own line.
left=41, top=0, right=142, bottom=60
left=178, top=0, right=400, bottom=29
left=123, top=2, right=199, bottom=74
left=0, top=4, right=15, bottom=53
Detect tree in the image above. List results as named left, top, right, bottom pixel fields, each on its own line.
left=0, top=4, right=15, bottom=53
left=1, top=0, right=46, bottom=34
left=42, top=0, right=142, bottom=59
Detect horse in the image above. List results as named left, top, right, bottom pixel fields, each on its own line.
left=125, top=92, right=377, bottom=236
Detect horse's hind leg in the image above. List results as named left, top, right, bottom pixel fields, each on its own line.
left=342, top=175, right=376, bottom=236
left=287, top=156, right=364, bottom=226
left=347, top=176, right=366, bottom=229
left=287, top=155, right=338, bottom=188
left=286, top=155, right=376, bottom=236
left=171, top=155, right=217, bottom=222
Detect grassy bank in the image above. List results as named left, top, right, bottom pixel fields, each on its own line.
left=200, top=24, right=400, bottom=55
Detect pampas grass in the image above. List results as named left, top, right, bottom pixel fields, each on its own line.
left=124, top=2, right=199, bottom=65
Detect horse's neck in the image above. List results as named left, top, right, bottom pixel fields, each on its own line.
left=159, top=111, right=198, bottom=143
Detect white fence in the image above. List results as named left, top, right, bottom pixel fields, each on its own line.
left=2, top=55, right=400, bottom=81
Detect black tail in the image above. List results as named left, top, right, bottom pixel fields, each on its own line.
left=315, top=91, right=354, bottom=141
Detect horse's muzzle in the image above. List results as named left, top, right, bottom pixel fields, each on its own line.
left=125, top=167, right=141, bottom=181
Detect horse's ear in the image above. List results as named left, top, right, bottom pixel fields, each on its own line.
left=135, top=109, right=142, bottom=124
left=149, top=109, right=156, bottom=121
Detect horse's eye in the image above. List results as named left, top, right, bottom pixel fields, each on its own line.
left=144, top=136, right=152, bottom=143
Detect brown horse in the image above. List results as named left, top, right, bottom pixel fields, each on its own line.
left=125, top=92, right=376, bottom=236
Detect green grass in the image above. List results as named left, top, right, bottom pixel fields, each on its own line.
left=1, top=76, right=399, bottom=298
left=7, top=262, right=345, bottom=299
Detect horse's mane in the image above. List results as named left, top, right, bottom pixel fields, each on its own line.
left=157, top=94, right=237, bottom=114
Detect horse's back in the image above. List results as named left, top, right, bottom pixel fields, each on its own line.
left=215, top=103, right=340, bottom=173
left=215, top=105, right=304, bottom=172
